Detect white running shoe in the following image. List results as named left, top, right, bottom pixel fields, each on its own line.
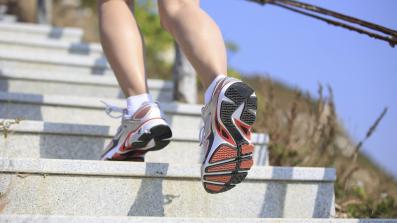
left=200, top=77, right=257, bottom=193
left=101, top=101, right=172, bottom=161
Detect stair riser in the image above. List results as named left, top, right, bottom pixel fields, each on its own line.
left=0, top=102, right=202, bottom=139
left=0, top=132, right=268, bottom=165
left=0, top=169, right=334, bottom=218
left=0, top=43, right=103, bottom=58
left=0, top=59, right=112, bottom=76
left=0, top=23, right=82, bottom=42
left=0, top=30, right=81, bottom=42
left=0, top=35, right=103, bottom=57
left=0, top=15, right=17, bottom=23
left=0, top=79, right=172, bottom=101
left=1, top=216, right=393, bottom=223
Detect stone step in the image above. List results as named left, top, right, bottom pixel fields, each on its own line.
left=0, top=35, right=103, bottom=57
left=0, top=49, right=111, bottom=76
left=0, top=22, right=83, bottom=42
left=0, top=71, right=173, bottom=101
left=0, top=120, right=269, bottom=165
left=0, top=92, right=202, bottom=138
left=0, top=15, right=17, bottom=23
left=0, top=158, right=336, bottom=218
left=1, top=216, right=395, bottom=223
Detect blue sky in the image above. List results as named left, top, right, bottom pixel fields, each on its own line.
left=201, top=0, right=397, bottom=177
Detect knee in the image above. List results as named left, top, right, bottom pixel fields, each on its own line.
left=158, top=0, right=198, bottom=32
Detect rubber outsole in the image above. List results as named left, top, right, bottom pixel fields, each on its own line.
left=107, top=124, right=172, bottom=162
left=203, top=82, right=257, bottom=194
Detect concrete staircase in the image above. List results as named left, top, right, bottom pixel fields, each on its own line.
left=0, top=19, right=385, bottom=222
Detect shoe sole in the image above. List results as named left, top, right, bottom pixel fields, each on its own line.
left=105, top=124, right=172, bottom=161
left=203, top=82, right=257, bottom=194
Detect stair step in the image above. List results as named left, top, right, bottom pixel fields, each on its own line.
left=0, top=22, right=82, bottom=42
left=0, top=72, right=173, bottom=101
left=0, top=158, right=335, bottom=218
left=0, top=35, right=103, bottom=57
left=0, top=216, right=395, bottom=223
left=0, top=92, right=222, bottom=139
left=0, top=120, right=269, bottom=165
left=0, top=49, right=111, bottom=76
left=0, top=15, right=17, bottom=23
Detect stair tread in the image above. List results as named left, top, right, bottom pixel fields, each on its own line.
left=5, top=215, right=394, bottom=223
left=0, top=49, right=108, bottom=68
left=0, top=119, right=268, bottom=144
left=0, top=22, right=82, bottom=35
left=0, top=34, right=102, bottom=51
left=0, top=71, right=172, bottom=89
left=0, top=91, right=203, bottom=115
left=0, top=158, right=336, bottom=181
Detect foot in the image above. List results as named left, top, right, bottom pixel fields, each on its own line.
left=200, top=77, right=257, bottom=193
left=101, top=102, right=172, bottom=161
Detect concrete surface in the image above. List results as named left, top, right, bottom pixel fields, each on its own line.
left=0, top=120, right=269, bottom=166
left=1, top=215, right=396, bottom=223
left=0, top=72, right=173, bottom=101
left=0, top=158, right=335, bottom=218
left=0, top=22, right=82, bottom=42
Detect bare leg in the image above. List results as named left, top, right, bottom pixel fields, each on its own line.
left=98, top=0, right=147, bottom=97
left=158, top=0, right=228, bottom=89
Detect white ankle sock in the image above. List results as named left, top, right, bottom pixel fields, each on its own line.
left=126, top=93, right=153, bottom=117
left=204, top=75, right=226, bottom=104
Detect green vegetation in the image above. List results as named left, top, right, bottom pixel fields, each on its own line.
left=244, top=76, right=397, bottom=218
left=134, top=0, right=174, bottom=79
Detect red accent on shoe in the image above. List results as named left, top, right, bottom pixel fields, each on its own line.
left=214, top=115, right=236, bottom=146
left=239, top=159, right=253, bottom=169
left=204, top=175, right=232, bottom=183
left=241, top=144, right=254, bottom=155
left=111, top=153, right=125, bottom=160
left=234, top=118, right=252, bottom=140
left=205, top=184, right=223, bottom=193
left=133, top=105, right=151, bottom=119
left=210, top=146, right=237, bottom=163
left=207, top=162, right=236, bottom=173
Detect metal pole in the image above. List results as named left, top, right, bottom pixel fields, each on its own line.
left=37, top=0, right=52, bottom=24
left=172, top=43, right=197, bottom=104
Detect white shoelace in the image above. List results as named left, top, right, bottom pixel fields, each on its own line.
left=100, top=100, right=166, bottom=120
left=100, top=100, right=126, bottom=119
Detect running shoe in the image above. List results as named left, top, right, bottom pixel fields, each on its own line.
left=200, top=77, right=257, bottom=193
left=101, top=101, right=172, bottom=161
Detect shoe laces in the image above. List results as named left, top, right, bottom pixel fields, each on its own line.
left=101, top=100, right=166, bottom=120
left=100, top=100, right=126, bottom=119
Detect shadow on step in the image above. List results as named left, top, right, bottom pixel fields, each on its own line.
left=259, top=167, right=291, bottom=218
left=91, top=56, right=108, bottom=75
left=68, top=43, right=92, bottom=56
left=47, top=27, right=64, bottom=40
left=128, top=163, right=170, bottom=217
left=0, top=70, right=8, bottom=93
left=312, top=169, right=334, bottom=218
left=259, top=167, right=334, bottom=218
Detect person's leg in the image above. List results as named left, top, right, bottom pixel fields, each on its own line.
left=98, top=0, right=172, bottom=162
left=158, top=0, right=227, bottom=89
left=159, top=0, right=257, bottom=194
left=98, top=0, right=147, bottom=97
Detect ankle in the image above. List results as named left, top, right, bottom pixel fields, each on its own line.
left=125, top=93, right=153, bottom=118
left=204, top=74, right=226, bottom=104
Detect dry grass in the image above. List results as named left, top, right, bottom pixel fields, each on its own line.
left=244, top=75, right=397, bottom=218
